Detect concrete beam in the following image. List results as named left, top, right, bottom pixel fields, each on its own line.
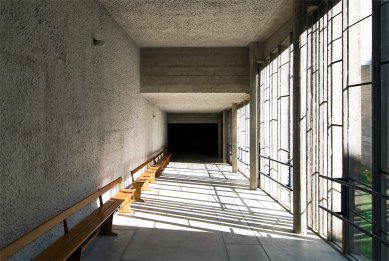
left=141, top=47, right=250, bottom=94
left=167, top=113, right=219, bottom=124
left=232, top=103, right=238, bottom=172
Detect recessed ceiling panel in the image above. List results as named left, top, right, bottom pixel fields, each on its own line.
left=142, top=93, right=249, bottom=112
left=98, top=0, right=292, bottom=47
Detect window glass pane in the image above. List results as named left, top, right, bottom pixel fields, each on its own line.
left=332, top=1, right=342, bottom=16
left=348, top=0, right=372, bottom=26
left=348, top=17, right=372, bottom=86
left=352, top=187, right=373, bottom=225
left=349, top=184, right=373, bottom=260
left=259, top=43, right=293, bottom=210
left=348, top=85, right=372, bottom=185
left=331, top=215, right=343, bottom=248
left=331, top=127, right=343, bottom=179
left=331, top=62, right=342, bottom=125
left=332, top=38, right=342, bottom=62
left=332, top=13, right=343, bottom=39
left=237, top=103, right=250, bottom=178
left=351, top=230, right=372, bottom=261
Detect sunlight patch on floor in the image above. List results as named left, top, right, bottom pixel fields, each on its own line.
left=84, top=161, right=346, bottom=261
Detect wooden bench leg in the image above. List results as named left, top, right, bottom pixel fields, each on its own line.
left=151, top=170, right=158, bottom=182
left=99, top=214, right=117, bottom=236
left=141, top=180, right=150, bottom=191
left=119, top=203, right=134, bottom=214
left=157, top=167, right=164, bottom=177
left=118, top=196, right=134, bottom=214
left=120, top=196, right=134, bottom=214
left=132, top=183, right=144, bottom=202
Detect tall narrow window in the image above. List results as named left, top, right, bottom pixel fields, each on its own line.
left=237, top=102, right=250, bottom=178
left=259, top=37, right=293, bottom=210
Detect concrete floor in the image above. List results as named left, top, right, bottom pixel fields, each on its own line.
left=83, top=162, right=346, bottom=261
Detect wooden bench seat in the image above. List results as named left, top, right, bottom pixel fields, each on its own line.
left=0, top=178, right=125, bottom=261
left=35, top=198, right=123, bottom=260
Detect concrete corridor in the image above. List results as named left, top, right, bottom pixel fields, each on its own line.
left=83, top=162, right=346, bottom=261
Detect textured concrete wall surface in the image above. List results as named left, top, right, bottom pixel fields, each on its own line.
left=0, top=0, right=166, bottom=258
left=140, top=47, right=249, bottom=93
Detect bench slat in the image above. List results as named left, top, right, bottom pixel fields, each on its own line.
left=35, top=199, right=123, bottom=261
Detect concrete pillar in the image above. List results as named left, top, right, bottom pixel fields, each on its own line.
left=292, top=0, right=307, bottom=234
left=222, top=111, right=227, bottom=163
left=232, top=103, right=238, bottom=172
left=249, top=43, right=259, bottom=190
left=218, top=113, right=222, bottom=159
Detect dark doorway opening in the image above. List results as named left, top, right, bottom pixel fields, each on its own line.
left=168, top=123, right=219, bottom=161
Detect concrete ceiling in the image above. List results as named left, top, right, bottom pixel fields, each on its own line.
left=98, top=0, right=293, bottom=47
left=142, top=93, right=249, bottom=112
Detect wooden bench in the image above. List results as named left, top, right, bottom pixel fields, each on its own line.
left=0, top=177, right=127, bottom=261
left=158, top=154, right=172, bottom=177
left=114, top=188, right=136, bottom=213
left=149, top=153, right=172, bottom=180
left=126, top=150, right=166, bottom=202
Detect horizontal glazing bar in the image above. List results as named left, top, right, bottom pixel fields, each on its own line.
left=319, top=175, right=389, bottom=200
left=319, top=205, right=389, bottom=247
left=343, top=14, right=372, bottom=33
left=258, top=171, right=293, bottom=191
left=344, top=82, right=373, bottom=89
left=238, top=159, right=250, bottom=166
left=238, top=147, right=249, bottom=153
left=259, top=155, right=293, bottom=167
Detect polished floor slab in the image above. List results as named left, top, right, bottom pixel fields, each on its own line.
left=83, top=162, right=346, bottom=261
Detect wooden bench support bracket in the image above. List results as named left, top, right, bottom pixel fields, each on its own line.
left=99, top=214, right=117, bottom=236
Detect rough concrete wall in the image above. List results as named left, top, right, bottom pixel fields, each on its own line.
left=167, top=113, right=219, bottom=124
left=140, top=47, right=249, bottom=93
left=0, top=0, right=166, bottom=258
